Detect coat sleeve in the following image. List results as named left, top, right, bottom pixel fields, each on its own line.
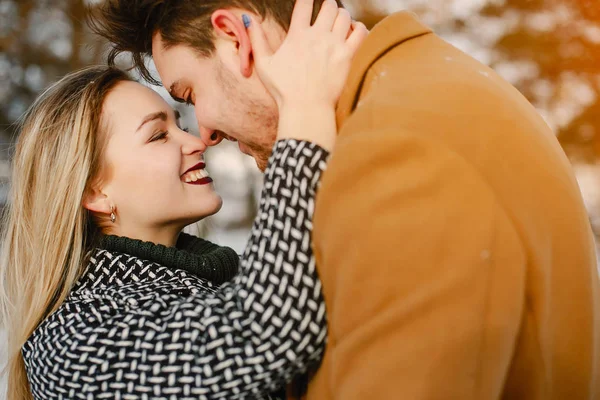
left=28, top=140, right=329, bottom=400
left=311, top=128, right=527, bottom=399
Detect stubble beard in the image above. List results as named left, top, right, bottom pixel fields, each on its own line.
left=217, top=63, right=278, bottom=172
left=249, top=109, right=278, bottom=172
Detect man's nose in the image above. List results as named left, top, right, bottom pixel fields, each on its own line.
left=199, top=127, right=224, bottom=147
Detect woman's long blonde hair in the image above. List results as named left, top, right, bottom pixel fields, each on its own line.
left=0, top=66, right=131, bottom=399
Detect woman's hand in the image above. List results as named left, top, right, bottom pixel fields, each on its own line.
left=246, top=0, right=367, bottom=110
left=245, top=0, right=368, bottom=150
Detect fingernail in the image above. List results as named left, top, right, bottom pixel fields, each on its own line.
left=242, top=14, right=251, bottom=28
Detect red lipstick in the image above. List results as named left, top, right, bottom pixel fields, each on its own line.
left=182, top=161, right=205, bottom=176
left=187, top=177, right=213, bottom=185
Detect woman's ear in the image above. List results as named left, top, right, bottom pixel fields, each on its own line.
left=211, top=9, right=253, bottom=78
left=83, top=187, right=112, bottom=215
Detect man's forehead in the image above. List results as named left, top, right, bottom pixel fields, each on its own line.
left=151, top=30, right=166, bottom=50
left=152, top=45, right=192, bottom=95
left=151, top=31, right=176, bottom=79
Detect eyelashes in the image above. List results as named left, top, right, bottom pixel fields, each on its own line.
left=149, top=131, right=168, bottom=142
left=148, top=127, right=190, bottom=143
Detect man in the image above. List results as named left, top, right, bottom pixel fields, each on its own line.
left=91, top=0, right=600, bottom=398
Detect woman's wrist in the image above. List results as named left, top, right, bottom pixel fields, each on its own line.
left=276, top=103, right=337, bottom=151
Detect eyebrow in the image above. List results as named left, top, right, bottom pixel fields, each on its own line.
left=136, top=110, right=181, bottom=132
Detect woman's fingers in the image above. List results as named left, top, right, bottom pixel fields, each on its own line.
left=332, top=8, right=352, bottom=39
left=345, top=21, right=369, bottom=54
left=289, top=0, right=315, bottom=31
left=313, top=0, right=340, bottom=31
left=245, top=15, right=273, bottom=61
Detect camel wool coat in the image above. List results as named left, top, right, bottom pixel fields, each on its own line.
left=306, top=11, right=600, bottom=400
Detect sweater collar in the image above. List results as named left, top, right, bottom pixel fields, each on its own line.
left=92, top=233, right=239, bottom=285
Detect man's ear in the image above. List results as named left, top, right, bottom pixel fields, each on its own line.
left=211, top=10, right=253, bottom=78
left=83, top=187, right=112, bottom=215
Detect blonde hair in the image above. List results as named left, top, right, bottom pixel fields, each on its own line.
left=0, top=66, right=131, bottom=399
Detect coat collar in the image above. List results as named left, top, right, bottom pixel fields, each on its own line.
left=335, top=12, right=433, bottom=126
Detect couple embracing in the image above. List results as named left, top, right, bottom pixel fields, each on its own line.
left=1, top=0, right=599, bottom=399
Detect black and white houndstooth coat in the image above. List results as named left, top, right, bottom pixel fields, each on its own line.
left=22, top=140, right=329, bottom=400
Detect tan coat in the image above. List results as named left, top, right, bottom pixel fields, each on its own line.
left=307, top=12, right=600, bottom=400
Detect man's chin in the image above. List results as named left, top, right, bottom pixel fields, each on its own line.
left=256, top=158, right=268, bottom=172
left=238, top=142, right=269, bottom=171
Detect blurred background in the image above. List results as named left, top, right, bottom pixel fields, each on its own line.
left=1, top=0, right=600, bottom=395
left=1, top=0, right=600, bottom=251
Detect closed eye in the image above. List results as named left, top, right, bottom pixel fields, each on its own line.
left=149, top=131, right=168, bottom=142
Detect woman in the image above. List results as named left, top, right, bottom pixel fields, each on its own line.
left=0, top=3, right=367, bottom=399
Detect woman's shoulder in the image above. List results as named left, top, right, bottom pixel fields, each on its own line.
left=23, top=248, right=218, bottom=355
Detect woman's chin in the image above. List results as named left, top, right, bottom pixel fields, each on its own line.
left=207, top=196, right=224, bottom=215
left=187, top=199, right=223, bottom=222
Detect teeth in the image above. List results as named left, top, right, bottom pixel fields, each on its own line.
left=183, top=168, right=209, bottom=182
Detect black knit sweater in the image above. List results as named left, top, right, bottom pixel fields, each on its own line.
left=100, top=233, right=239, bottom=285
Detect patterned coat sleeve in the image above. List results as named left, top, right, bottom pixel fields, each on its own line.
left=200, top=139, right=330, bottom=397
left=27, top=140, right=329, bottom=399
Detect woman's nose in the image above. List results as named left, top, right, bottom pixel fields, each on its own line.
left=199, top=127, right=224, bottom=147
left=181, top=130, right=207, bottom=155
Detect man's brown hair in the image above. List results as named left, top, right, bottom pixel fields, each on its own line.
left=89, top=0, right=344, bottom=85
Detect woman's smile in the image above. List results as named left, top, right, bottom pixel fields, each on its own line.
left=181, top=161, right=213, bottom=184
